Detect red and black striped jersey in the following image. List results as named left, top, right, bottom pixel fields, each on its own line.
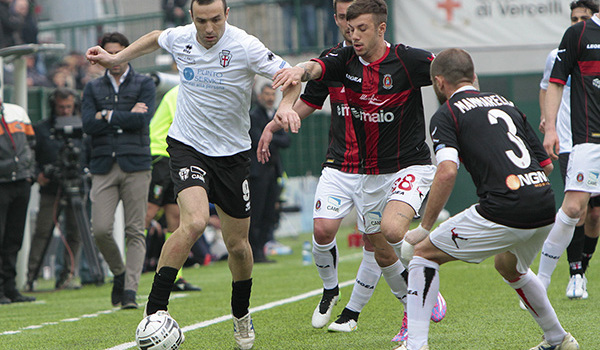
left=431, top=88, right=555, bottom=229
left=551, top=16, right=600, bottom=145
left=300, top=43, right=361, bottom=174
left=311, top=43, right=433, bottom=174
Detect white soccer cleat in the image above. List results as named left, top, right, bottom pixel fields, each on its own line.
left=392, top=343, right=429, bottom=350
left=311, top=293, right=339, bottom=328
left=581, top=275, right=588, bottom=299
left=327, top=318, right=357, bottom=332
left=233, top=313, right=255, bottom=350
left=528, top=332, right=579, bottom=350
left=565, top=274, right=585, bottom=299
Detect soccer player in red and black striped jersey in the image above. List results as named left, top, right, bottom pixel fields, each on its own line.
left=398, top=48, right=578, bottom=350
left=267, top=0, right=445, bottom=341
left=537, top=9, right=600, bottom=297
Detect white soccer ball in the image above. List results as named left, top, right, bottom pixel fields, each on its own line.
left=135, top=311, right=185, bottom=350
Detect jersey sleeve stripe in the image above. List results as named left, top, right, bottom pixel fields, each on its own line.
left=539, top=158, right=552, bottom=167
left=300, top=97, right=323, bottom=110
left=311, top=58, right=327, bottom=81
left=549, top=77, right=567, bottom=85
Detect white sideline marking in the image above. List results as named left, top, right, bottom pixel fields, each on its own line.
left=107, top=279, right=357, bottom=350
left=107, top=251, right=364, bottom=350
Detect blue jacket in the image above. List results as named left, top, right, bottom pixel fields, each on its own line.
left=82, top=66, right=155, bottom=174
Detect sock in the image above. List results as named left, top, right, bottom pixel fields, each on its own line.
left=407, top=256, right=440, bottom=350
left=312, top=237, right=338, bottom=290
left=339, top=307, right=360, bottom=321
left=566, top=225, right=585, bottom=276
left=506, top=269, right=566, bottom=345
left=346, top=249, right=381, bottom=313
left=231, top=278, right=252, bottom=318
left=147, top=266, right=178, bottom=315
left=390, top=240, right=403, bottom=262
left=538, top=209, right=579, bottom=288
left=582, top=236, right=598, bottom=273
left=380, top=259, right=408, bottom=306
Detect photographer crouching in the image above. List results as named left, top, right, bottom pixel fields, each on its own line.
left=26, top=88, right=87, bottom=291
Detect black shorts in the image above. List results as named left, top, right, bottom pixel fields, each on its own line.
left=148, top=156, right=177, bottom=206
left=167, top=136, right=251, bottom=218
left=559, top=153, right=600, bottom=208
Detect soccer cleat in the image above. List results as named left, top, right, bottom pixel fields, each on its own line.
left=581, top=275, right=588, bottom=299
left=528, top=332, right=579, bottom=350
left=392, top=311, right=408, bottom=342
left=565, top=274, right=585, bottom=299
left=519, top=299, right=528, bottom=310
left=327, top=309, right=359, bottom=332
left=392, top=343, right=429, bottom=350
left=172, top=278, right=202, bottom=292
left=431, top=292, right=446, bottom=322
left=233, top=313, right=255, bottom=350
left=311, top=289, right=339, bottom=328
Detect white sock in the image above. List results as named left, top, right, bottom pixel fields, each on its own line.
left=538, top=209, right=579, bottom=288
left=346, top=249, right=382, bottom=313
left=390, top=240, right=403, bottom=263
left=407, top=256, right=439, bottom=350
left=380, top=259, right=408, bottom=305
left=506, top=269, right=566, bottom=345
left=312, top=237, right=338, bottom=290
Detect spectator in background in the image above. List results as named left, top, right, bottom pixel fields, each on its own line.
left=279, top=0, right=318, bottom=52
left=0, top=0, right=24, bottom=48
left=26, top=88, right=84, bottom=291
left=82, top=32, right=155, bottom=310
left=13, top=0, right=38, bottom=44
left=249, top=84, right=290, bottom=263
left=0, top=100, right=36, bottom=304
left=25, top=55, right=52, bottom=87
left=162, top=0, right=189, bottom=28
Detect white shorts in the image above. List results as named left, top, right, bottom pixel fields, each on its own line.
left=429, top=205, right=552, bottom=274
left=565, top=143, right=600, bottom=196
left=360, top=164, right=436, bottom=234
left=313, top=167, right=361, bottom=221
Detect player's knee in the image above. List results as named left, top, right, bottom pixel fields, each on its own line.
left=224, top=237, right=250, bottom=259
left=180, top=218, right=207, bottom=240
left=313, top=223, right=336, bottom=245
left=587, top=206, right=600, bottom=223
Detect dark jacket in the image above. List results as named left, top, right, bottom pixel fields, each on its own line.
left=81, top=66, right=155, bottom=174
left=249, top=104, right=290, bottom=178
left=0, top=103, right=35, bottom=183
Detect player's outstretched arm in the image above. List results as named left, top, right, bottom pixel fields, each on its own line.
left=273, top=82, right=302, bottom=133
left=420, top=160, right=458, bottom=231
left=86, top=30, right=163, bottom=68
left=272, top=61, right=322, bottom=91
left=543, top=82, right=564, bottom=160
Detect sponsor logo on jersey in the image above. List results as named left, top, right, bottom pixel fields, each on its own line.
left=183, top=44, right=192, bottom=54
left=176, top=54, right=195, bottom=64
left=360, top=94, right=391, bottom=106
left=593, top=78, right=600, bottom=90
left=279, top=61, right=287, bottom=69
left=577, top=172, right=584, bottom=182
left=453, top=94, right=514, bottom=113
left=219, top=50, right=232, bottom=67
left=382, top=74, right=393, bottom=90
left=336, top=104, right=351, bottom=117
left=350, top=107, right=395, bottom=123
left=327, top=196, right=342, bottom=212
left=183, top=67, right=194, bottom=81
left=588, top=171, right=599, bottom=187
left=505, top=170, right=550, bottom=190
left=346, top=73, right=362, bottom=83
left=315, top=199, right=322, bottom=211
left=179, top=167, right=190, bottom=181
left=365, top=211, right=382, bottom=226
left=587, top=43, right=600, bottom=49
left=190, top=165, right=207, bottom=182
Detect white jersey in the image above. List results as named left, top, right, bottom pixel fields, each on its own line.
left=540, top=48, right=572, bottom=153
left=158, top=23, right=290, bottom=156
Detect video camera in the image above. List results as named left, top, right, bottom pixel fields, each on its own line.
left=44, top=116, right=87, bottom=185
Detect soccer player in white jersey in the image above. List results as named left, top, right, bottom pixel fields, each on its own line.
left=86, top=1, right=299, bottom=349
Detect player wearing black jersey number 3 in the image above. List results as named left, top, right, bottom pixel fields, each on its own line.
left=86, top=0, right=298, bottom=349
left=268, top=0, right=441, bottom=343
left=395, top=49, right=578, bottom=350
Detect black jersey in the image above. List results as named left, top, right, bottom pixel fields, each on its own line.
left=300, top=43, right=360, bottom=174
left=551, top=17, right=600, bottom=145
left=431, top=88, right=555, bottom=229
left=312, top=44, right=433, bottom=174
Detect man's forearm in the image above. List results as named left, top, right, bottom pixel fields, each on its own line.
left=297, top=61, right=322, bottom=82
left=421, top=161, right=457, bottom=230
left=543, top=82, right=564, bottom=133
left=115, top=30, right=162, bottom=65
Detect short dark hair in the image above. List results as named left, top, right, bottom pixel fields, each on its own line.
left=346, top=0, right=387, bottom=24
left=190, top=0, right=227, bottom=13
left=260, top=83, right=274, bottom=94
left=570, top=0, right=599, bottom=13
left=333, top=0, right=354, bottom=11
left=100, top=32, right=129, bottom=48
left=430, top=48, right=475, bottom=86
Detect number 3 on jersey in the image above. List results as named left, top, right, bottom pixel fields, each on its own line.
left=487, top=109, right=531, bottom=169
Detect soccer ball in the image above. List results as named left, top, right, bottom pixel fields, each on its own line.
left=135, top=311, right=185, bottom=350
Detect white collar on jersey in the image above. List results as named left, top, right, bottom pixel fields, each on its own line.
left=593, top=13, right=600, bottom=26
left=449, top=85, right=477, bottom=99
left=358, top=41, right=391, bottom=66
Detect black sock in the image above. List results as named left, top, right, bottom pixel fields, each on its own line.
left=341, top=307, right=360, bottom=321
left=147, top=267, right=178, bottom=315
left=231, top=278, right=252, bottom=318
left=582, top=236, right=599, bottom=273
left=567, top=226, right=585, bottom=275
left=324, top=285, right=339, bottom=296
